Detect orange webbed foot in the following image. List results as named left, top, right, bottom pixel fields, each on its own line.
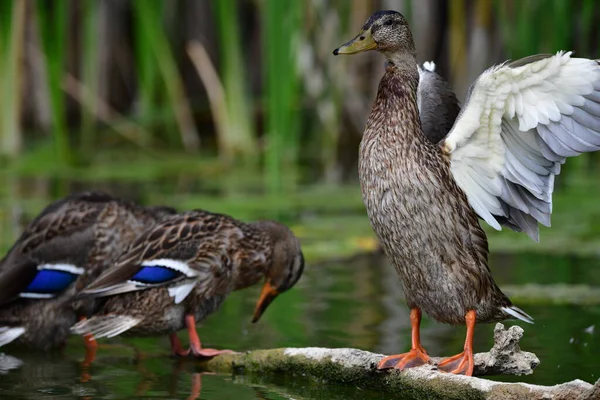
left=170, top=325, right=235, bottom=359
left=437, top=350, right=474, bottom=376
left=174, top=346, right=234, bottom=359
left=189, top=348, right=235, bottom=359
left=377, top=347, right=431, bottom=370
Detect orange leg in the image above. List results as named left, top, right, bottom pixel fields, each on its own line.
left=80, top=317, right=98, bottom=383
left=171, top=315, right=234, bottom=359
left=170, top=333, right=189, bottom=357
left=377, top=308, right=431, bottom=370
left=82, top=332, right=97, bottom=365
left=437, top=310, right=476, bottom=376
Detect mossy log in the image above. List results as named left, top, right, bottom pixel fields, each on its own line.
left=204, top=324, right=596, bottom=400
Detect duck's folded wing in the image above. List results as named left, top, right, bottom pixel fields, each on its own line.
left=0, top=191, right=112, bottom=303
left=443, top=52, right=600, bottom=241
left=418, top=62, right=461, bottom=144
left=79, top=214, right=213, bottom=304
left=0, top=233, right=93, bottom=304
left=0, top=256, right=39, bottom=304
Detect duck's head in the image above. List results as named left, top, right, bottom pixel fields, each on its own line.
left=250, top=221, right=305, bottom=323
left=333, top=10, right=415, bottom=63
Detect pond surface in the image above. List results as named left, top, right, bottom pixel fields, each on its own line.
left=0, top=173, right=599, bottom=398
left=0, top=250, right=598, bottom=399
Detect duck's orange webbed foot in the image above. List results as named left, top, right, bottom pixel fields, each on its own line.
left=378, top=308, right=431, bottom=370
left=437, top=350, right=473, bottom=375
left=170, top=315, right=235, bottom=359
left=437, top=309, right=476, bottom=376
left=377, top=347, right=430, bottom=370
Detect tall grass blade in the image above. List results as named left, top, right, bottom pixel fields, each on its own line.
left=133, top=0, right=200, bottom=152
left=36, top=0, right=72, bottom=166
left=0, top=0, right=26, bottom=158
left=213, top=0, right=257, bottom=160
left=80, top=0, right=99, bottom=159
left=133, top=0, right=159, bottom=146
left=187, top=41, right=231, bottom=161
left=263, top=0, right=303, bottom=194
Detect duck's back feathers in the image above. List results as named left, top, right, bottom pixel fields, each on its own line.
left=79, top=210, right=260, bottom=304
left=10, top=191, right=114, bottom=255
left=418, top=62, right=461, bottom=144
left=443, top=52, right=600, bottom=241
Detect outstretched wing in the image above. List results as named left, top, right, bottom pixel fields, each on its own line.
left=418, top=61, right=461, bottom=144
left=443, top=52, right=600, bottom=241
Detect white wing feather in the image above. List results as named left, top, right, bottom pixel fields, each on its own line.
left=445, top=52, right=600, bottom=240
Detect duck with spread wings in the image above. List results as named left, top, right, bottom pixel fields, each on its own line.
left=334, top=10, right=600, bottom=376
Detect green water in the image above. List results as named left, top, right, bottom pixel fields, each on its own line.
left=0, top=173, right=599, bottom=398
left=0, top=252, right=598, bottom=398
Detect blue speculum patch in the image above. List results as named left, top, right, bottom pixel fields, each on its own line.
left=131, top=266, right=179, bottom=284
left=24, top=269, right=78, bottom=294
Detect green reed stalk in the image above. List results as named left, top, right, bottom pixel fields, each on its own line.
left=213, top=0, right=257, bottom=161
left=264, top=0, right=302, bottom=194
left=579, top=0, right=596, bottom=54
left=579, top=0, right=600, bottom=172
left=36, top=0, right=72, bottom=166
left=0, top=1, right=25, bottom=158
left=80, top=0, right=99, bottom=159
left=133, top=0, right=199, bottom=152
left=133, top=0, right=160, bottom=146
left=550, top=0, right=572, bottom=51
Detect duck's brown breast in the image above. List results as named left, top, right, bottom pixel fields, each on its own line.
left=359, top=69, right=511, bottom=324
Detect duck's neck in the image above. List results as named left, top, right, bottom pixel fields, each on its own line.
left=364, top=59, right=425, bottom=149
left=231, top=225, right=273, bottom=291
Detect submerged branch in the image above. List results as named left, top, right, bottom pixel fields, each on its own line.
left=204, top=324, right=594, bottom=399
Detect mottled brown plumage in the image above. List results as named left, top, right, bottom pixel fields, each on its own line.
left=72, top=210, right=304, bottom=357
left=359, top=67, right=510, bottom=324
left=334, top=10, right=531, bottom=376
left=0, top=191, right=174, bottom=350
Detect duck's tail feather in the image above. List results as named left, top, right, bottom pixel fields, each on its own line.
left=501, top=305, right=534, bottom=324
left=0, top=327, right=26, bottom=347
left=71, top=315, right=140, bottom=339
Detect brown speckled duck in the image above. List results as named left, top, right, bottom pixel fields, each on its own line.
left=72, top=210, right=304, bottom=358
left=0, top=191, right=174, bottom=351
left=334, top=10, right=600, bottom=376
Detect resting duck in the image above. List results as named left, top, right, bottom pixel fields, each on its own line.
left=334, top=10, right=600, bottom=376
left=0, top=191, right=174, bottom=351
left=72, top=210, right=304, bottom=358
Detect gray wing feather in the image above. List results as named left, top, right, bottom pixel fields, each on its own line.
left=493, top=59, right=600, bottom=240
left=417, top=63, right=460, bottom=144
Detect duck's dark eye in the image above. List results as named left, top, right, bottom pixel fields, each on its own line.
left=384, top=20, right=394, bottom=26
left=359, top=36, right=365, bottom=41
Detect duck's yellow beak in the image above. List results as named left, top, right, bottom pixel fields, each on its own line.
left=333, top=29, right=377, bottom=55
left=252, top=280, right=279, bottom=323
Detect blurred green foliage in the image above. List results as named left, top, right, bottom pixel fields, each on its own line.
left=0, top=1, right=598, bottom=193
